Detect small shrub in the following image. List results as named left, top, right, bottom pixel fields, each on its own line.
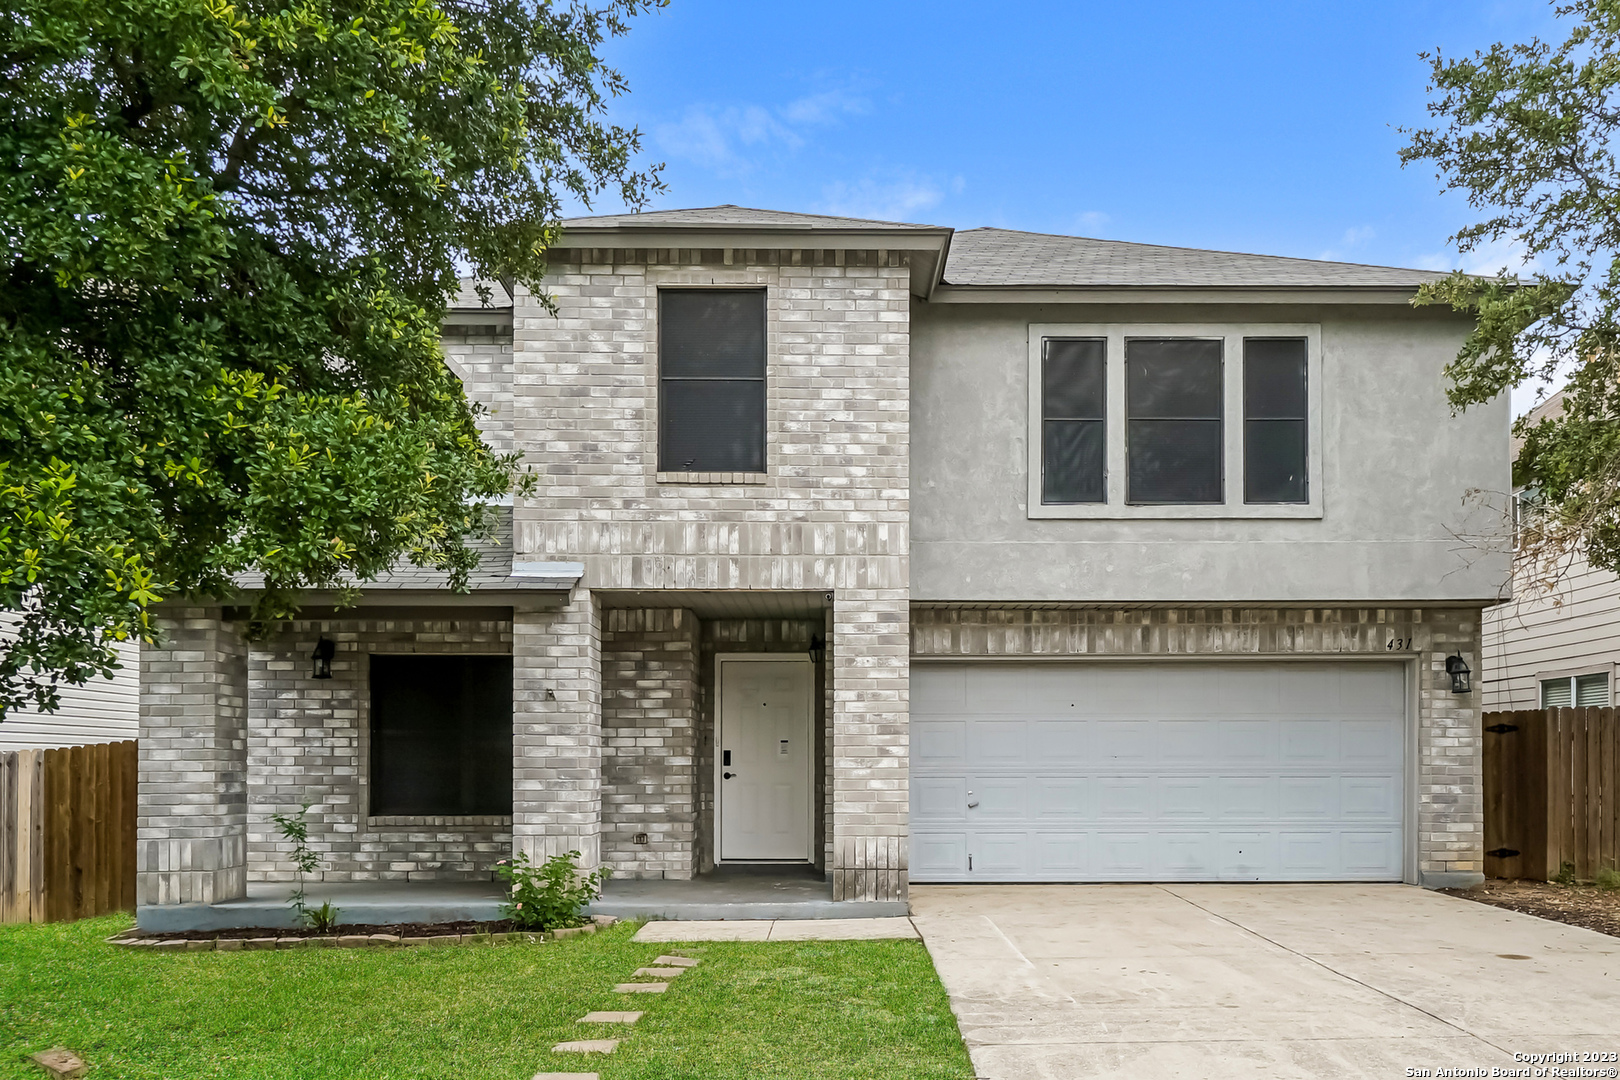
left=495, top=850, right=609, bottom=931
left=1597, top=867, right=1620, bottom=891
left=270, top=803, right=340, bottom=930
left=1553, top=861, right=1578, bottom=886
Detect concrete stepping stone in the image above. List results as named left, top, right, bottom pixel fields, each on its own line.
left=29, top=1047, right=87, bottom=1079
left=654, top=955, right=700, bottom=967
left=550, top=1039, right=619, bottom=1054
left=633, top=966, right=687, bottom=978
left=612, top=982, right=668, bottom=993
left=578, top=1011, right=642, bottom=1024
left=531, top=1074, right=598, bottom=1080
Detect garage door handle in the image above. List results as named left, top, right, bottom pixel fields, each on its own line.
left=966, top=800, right=979, bottom=809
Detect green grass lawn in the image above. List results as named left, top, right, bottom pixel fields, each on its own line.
left=0, top=916, right=973, bottom=1080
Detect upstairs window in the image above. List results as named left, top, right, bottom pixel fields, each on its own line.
left=1126, top=338, right=1223, bottom=504
left=371, top=655, right=513, bottom=816
left=1540, top=672, right=1610, bottom=708
left=1244, top=338, right=1309, bottom=504
left=1041, top=338, right=1106, bottom=504
left=659, top=289, right=766, bottom=473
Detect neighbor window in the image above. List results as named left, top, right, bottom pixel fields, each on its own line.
left=1041, top=338, right=1106, bottom=503
left=1244, top=338, right=1309, bottom=503
left=1540, top=672, right=1610, bottom=708
left=370, top=655, right=513, bottom=816
left=1126, top=338, right=1223, bottom=504
left=658, top=289, right=766, bottom=473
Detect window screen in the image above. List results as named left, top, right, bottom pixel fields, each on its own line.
left=370, top=655, right=513, bottom=816
left=659, top=289, right=766, bottom=472
left=1041, top=338, right=1106, bottom=503
left=1126, top=338, right=1223, bottom=504
left=1244, top=338, right=1308, bottom=503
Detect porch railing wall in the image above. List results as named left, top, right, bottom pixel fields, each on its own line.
left=0, top=740, right=136, bottom=922
left=1483, top=709, right=1620, bottom=881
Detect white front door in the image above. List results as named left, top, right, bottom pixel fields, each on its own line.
left=718, top=657, right=813, bottom=861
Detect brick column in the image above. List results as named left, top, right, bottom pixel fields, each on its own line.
left=136, top=607, right=249, bottom=908
left=1418, top=608, right=1486, bottom=889
left=831, top=588, right=910, bottom=901
left=512, top=589, right=602, bottom=868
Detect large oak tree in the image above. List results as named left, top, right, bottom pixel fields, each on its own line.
left=0, top=0, right=662, bottom=715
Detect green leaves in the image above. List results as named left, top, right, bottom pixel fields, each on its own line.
left=0, top=0, right=663, bottom=715
left=1401, top=0, right=1620, bottom=583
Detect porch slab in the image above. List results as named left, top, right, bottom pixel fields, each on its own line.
left=136, top=880, right=506, bottom=933
left=588, top=865, right=908, bottom=921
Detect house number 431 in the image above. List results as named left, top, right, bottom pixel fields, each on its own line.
left=1385, top=638, right=1411, bottom=651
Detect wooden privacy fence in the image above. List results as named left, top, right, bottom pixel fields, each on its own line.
left=1484, top=709, right=1619, bottom=881
left=0, top=740, right=136, bottom=922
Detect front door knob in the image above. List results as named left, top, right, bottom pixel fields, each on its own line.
left=723, top=771, right=736, bottom=779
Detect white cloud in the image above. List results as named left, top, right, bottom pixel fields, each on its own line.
left=651, top=88, right=866, bottom=175
left=1076, top=210, right=1111, bottom=232
left=1416, top=234, right=1545, bottom=277
left=1316, top=225, right=1376, bottom=262
left=819, top=176, right=945, bottom=223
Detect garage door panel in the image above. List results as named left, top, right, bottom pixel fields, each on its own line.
left=1034, top=777, right=1089, bottom=818
left=914, top=777, right=968, bottom=822
left=913, top=720, right=967, bottom=765
left=968, top=720, right=1026, bottom=764
left=910, top=662, right=1405, bottom=884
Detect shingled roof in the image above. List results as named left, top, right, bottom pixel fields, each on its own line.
left=942, top=228, right=1448, bottom=289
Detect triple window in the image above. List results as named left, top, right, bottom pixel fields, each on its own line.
left=1033, top=325, right=1318, bottom=515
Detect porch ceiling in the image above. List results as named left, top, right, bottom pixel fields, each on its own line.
left=594, top=590, right=828, bottom=620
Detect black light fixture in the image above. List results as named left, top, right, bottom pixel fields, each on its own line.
left=1445, top=653, right=1472, bottom=695
left=808, top=633, right=824, bottom=664
left=312, top=637, right=336, bottom=680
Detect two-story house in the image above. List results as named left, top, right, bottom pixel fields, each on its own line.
left=136, top=206, right=1508, bottom=929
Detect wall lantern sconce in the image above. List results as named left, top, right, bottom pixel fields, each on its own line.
left=808, top=634, right=825, bottom=665
left=311, top=637, right=336, bottom=680
left=1445, top=654, right=1471, bottom=695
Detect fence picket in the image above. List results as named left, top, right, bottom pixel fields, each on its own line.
left=1484, top=709, right=1618, bottom=881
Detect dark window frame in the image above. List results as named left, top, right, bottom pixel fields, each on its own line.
left=1242, top=337, right=1310, bottom=505
left=1040, top=336, right=1107, bottom=504
left=1124, top=337, right=1225, bottom=505
left=368, top=653, right=515, bottom=818
left=657, top=287, right=768, bottom=474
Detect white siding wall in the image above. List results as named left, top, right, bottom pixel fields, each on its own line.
left=1483, top=553, right=1620, bottom=711
left=0, top=615, right=139, bottom=749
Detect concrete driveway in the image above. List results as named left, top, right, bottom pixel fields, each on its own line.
left=911, top=884, right=1620, bottom=1079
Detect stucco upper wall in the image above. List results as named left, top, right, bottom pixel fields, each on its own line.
left=909, top=302, right=1511, bottom=604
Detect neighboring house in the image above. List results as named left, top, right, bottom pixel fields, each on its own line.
left=1483, top=391, right=1616, bottom=711
left=136, top=205, right=1508, bottom=922
left=0, top=614, right=138, bottom=751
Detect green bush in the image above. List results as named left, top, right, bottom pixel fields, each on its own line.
left=1553, top=861, right=1578, bottom=885
left=495, top=851, right=609, bottom=931
left=1597, top=867, right=1620, bottom=891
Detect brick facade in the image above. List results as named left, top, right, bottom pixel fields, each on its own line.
left=910, top=605, right=1486, bottom=886
left=244, top=613, right=512, bottom=882
left=510, top=248, right=912, bottom=900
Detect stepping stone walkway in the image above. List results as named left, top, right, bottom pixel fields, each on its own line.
left=578, top=1011, right=642, bottom=1024
left=533, top=950, right=704, bottom=1077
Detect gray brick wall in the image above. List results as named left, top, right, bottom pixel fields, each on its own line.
left=513, top=591, right=602, bottom=868
left=441, top=326, right=515, bottom=456
left=137, top=608, right=249, bottom=906
left=511, top=247, right=912, bottom=899
left=910, top=605, right=1486, bottom=886
left=601, top=608, right=698, bottom=878
left=245, top=614, right=512, bottom=882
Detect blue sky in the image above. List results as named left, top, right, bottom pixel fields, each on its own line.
left=582, top=0, right=1566, bottom=408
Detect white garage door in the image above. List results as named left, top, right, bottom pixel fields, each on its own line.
left=910, top=661, right=1406, bottom=882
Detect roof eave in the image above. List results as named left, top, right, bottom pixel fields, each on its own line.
left=928, top=283, right=1434, bottom=306
left=553, top=224, right=956, bottom=299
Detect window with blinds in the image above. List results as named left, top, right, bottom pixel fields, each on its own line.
left=658, top=289, right=767, bottom=473
left=1244, top=338, right=1308, bottom=504
left=1540, top=672, right=1611, bottom=708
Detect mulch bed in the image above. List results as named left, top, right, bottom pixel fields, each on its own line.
left=119, top=919, right=553, bottom=942
left=1443, top=879, right=1620, bottom=939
